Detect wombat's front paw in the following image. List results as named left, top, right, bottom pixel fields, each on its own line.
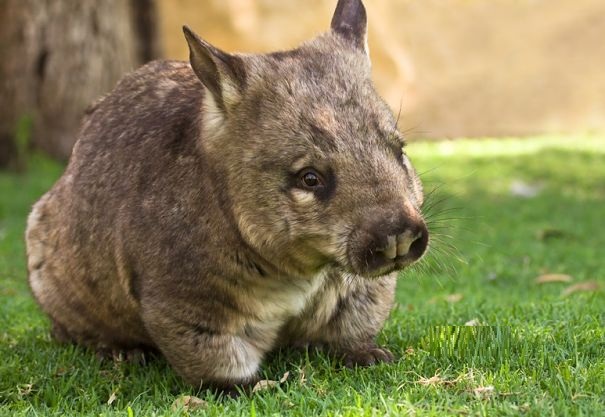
left=95, top=347, right=150, bottom=365
left=341, top=345, right=395, bottom=368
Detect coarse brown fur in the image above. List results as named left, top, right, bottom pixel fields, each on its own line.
left=25, top=0, right=429, bottom=389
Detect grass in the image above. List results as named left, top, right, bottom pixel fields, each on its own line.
left=1, top=135, right=604, bottom=416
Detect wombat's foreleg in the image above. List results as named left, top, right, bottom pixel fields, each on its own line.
left=142, top=303, right=262, bottom=388
left=320, top=296, right=395, bottom=367
left=290, top=275, right=397, bottom=367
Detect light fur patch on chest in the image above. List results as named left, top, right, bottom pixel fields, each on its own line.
left=241, top=271, right=327, bottom=348
left=256, top=271, right=326, bottom=321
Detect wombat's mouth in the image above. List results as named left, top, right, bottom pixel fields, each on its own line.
left=352, top=256, right=417, bottom=279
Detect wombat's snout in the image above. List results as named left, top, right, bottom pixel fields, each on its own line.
left=376, top=226, right=428, bottom=262
left=350, top=213, right=429, bottom=276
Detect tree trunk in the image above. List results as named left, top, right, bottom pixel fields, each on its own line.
left=0, top=0, right=160, bottom=167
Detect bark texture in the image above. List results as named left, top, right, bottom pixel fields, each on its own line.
left=0, top=0, right=159, bottom=166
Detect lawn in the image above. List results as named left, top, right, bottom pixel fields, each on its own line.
left=1, top=135, right=604, bottom=416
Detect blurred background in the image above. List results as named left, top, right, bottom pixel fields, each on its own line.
left=1, top=0, right=604, bottom=169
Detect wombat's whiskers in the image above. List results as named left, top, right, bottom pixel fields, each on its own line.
left=411, top=181, right=467, bottom=280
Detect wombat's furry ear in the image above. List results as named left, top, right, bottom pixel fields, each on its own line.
left=183, top=26, right=247, bottom=113
left=330, top=0, right=368, bottom=54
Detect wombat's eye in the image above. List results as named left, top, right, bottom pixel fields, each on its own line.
left=299, top=169, right=324, bottom=190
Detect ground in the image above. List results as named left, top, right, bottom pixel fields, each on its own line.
left=0, top=135, right=603, bottom=416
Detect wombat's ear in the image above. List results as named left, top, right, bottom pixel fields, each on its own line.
left=330, top=0, right=368, bottom=54
left=183, top=26, right=247, bottom=112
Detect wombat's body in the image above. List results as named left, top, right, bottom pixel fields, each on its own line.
left=26, top=0, right=428, bottom=388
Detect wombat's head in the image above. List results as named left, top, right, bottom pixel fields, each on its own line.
left=184, top=0, right=428, bottom=278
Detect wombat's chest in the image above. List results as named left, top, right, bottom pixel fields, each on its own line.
left=256, top=274, right=325, bottom=319
left=242, top=272, right=328, bottom=337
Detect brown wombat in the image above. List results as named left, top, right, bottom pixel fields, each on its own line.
left=25, top=0, right=428, bottom=389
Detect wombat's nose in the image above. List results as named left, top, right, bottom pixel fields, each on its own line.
left=350, top=215, right=429, bottom=276
left=375, top=220, right=429, bottom=264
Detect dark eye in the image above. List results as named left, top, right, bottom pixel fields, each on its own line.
left=299, top=169, right=324, bottom=190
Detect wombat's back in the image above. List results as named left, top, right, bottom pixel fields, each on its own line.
left=26, top=60, right=206, bottom=349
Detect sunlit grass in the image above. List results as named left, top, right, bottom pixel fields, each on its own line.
left=1, top=135, right=604, bottom=416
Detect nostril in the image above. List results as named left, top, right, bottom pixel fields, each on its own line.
left=408, top=229, right=429, bottom=260
left=396, top=230, right=417, bottom=257
left=394, top=222, right=429, bottom=261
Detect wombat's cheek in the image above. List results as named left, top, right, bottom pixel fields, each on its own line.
left=233, top=202, right=289, bottom=246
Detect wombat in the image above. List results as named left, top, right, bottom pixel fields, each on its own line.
left=25, top=0, right=428, bottom=389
